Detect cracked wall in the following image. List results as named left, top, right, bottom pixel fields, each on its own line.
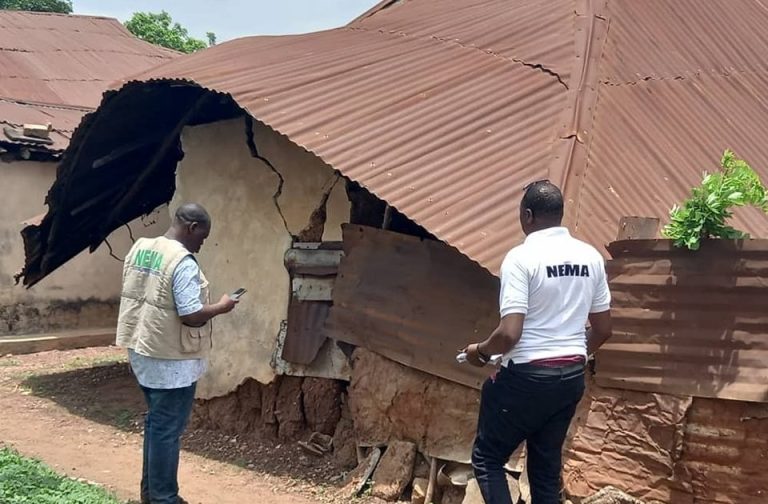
left=173, top=116, right=350, bottom=398
left=0, top=159, right=168, bottom=335
left=564, top=379, right=768, bottom=503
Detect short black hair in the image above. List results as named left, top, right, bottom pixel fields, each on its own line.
left=174, top=203, right=211, bottom=227
left=521, top=181, right=564, bottom=220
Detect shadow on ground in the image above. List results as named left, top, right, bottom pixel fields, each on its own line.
left=21, top=363, right=346, bottom=488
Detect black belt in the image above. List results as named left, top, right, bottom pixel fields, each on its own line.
left=505, top=362, right=585, bottom=377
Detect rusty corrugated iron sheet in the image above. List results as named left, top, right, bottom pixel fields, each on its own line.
left=16, top=0, right=768, bottom=285
left=352, top=0, right=576, bottom=83
left=596, top=239, right=768, bottom=403
left=564, top=380, right=768, bottom=503
left=325, top=224, right=499, bottom=390
left=572, top=0, right=768, bottom=249
left=0, top=10, right=177, bottom=153
left=574, top=64, right=768, bottom=252
left=121, top=28, right=565, bottom=274
left=282, top=300, right=331, bottom=365
left=0, top=99, right=86, bottom=151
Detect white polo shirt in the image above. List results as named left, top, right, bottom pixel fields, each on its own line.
left=499, top=226, right=610, bottom=364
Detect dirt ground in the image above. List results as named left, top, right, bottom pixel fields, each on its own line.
left=0, top=346, right=379, bottom=504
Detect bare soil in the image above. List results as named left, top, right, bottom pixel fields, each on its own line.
left=0, top=346, right=380, bottom=504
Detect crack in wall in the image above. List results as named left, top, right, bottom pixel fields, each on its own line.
left=296, top=174, right=342, bottom=242
left=244, top=115, right=292, bottom=237
left=347, top=26, right=569, bottom=90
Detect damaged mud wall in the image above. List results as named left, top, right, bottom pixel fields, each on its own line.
left=190, top=374, right=358, bottom=468
left=564, top=379, right=768, bottom=504
left=0, top=159, right=167, bottom=336
left=349, top=348, right=481, bottom=463
left=172, top=116, right=350, bottom=398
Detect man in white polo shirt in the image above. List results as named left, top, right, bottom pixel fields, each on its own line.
left=463, top=180, right=613, bottom=504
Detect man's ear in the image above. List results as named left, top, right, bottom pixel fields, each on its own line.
left=189, top=221, right=199, bottom=233
left=523, top=208, right=533, bottom=224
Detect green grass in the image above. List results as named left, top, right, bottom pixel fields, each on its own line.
left=0, top=358, right=21, bottom=367
left=0, top=447, right=122, bottom=504
left=65, top=354, right=127, bottom=369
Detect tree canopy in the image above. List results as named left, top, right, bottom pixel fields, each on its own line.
left=125, top=11, right=212, bottom=54
left=0, top=0, right=72, bottom=13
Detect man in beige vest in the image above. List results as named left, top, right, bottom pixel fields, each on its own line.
left=117, top=203, right=237, bottom=504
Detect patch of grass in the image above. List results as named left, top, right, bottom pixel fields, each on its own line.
left=65, top=354, right=127, bottom=370
left=0, top=358, right=21, bottom=367
left=0, top=446, right=122, bottom=503
left=114, top=409, right=135, bottom=430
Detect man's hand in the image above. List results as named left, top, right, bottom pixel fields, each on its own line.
left=217, top=294, right=238, bottom=314
left=181, top=295, right=238, bottom=327
left=463, top=343, right=487, bottom=367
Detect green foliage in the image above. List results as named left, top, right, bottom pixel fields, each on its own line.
left=662, top=150, right=768, bottom=250
left=0, top=0, right=72, bottom=13
left=0, top=447, right=121, bottom=503
left=125, top=11, right=212, bottom=54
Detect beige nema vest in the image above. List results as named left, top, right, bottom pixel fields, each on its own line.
left=116, top=236, right=212, bottom=360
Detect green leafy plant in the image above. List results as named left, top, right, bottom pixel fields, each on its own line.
left=0, top=447, right=121, bottom=503
left=125, top=11, right=213, bottom=54
left=0, top=0, right=72, bottom=13
left=663, top=150, right=768, bottom=250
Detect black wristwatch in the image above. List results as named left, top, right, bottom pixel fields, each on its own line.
left=477, top=346, right=490, bottom=364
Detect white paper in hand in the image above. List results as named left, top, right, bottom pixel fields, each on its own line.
left=456, top=352, right=503, bottom=365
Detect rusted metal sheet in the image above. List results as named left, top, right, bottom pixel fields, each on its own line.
left=352, top=0, right=576, bottom=83
left=18, top=0, right=768, bottom=286
left=280, top=243, right=344, bottom=364
left=282, top=300, right=331, bottom=365
left=564, top=380, right=768, bottom=503
left=596, top=239, right=768, bottom=403
left=0, top=10, right=177, bottom=154
left=0, top=99, right=86, bottom=152
left=0, top=11, right=176, bottom=108
left=574, top=69, right=768, bottom=253
left=324, top=224, right=499, bottom=389
left=600, top=0, right=768, bottom=85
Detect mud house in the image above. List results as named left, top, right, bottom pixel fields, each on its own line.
left=17, top=1, right=768, bottom=502
left=0, top=11, right=176, bottom=338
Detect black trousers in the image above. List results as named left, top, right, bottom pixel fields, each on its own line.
left=471, top=365, right=585, bottom=504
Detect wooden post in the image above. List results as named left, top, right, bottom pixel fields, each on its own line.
left=424, top=457, right=438, bottom=504
left=616, top=216, right=660, bottom=241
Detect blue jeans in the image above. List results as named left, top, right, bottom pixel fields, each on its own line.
left=472, top=365, right=585, bottom=504
left=140, top=383, right=196, bottom=504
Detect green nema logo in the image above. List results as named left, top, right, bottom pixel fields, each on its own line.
left=134, top=249, right=164, bottom=272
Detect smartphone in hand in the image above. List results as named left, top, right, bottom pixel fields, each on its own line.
left=230, top=288, right=247, bottom=301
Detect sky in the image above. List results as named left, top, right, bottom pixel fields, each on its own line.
left=73, top=0, right=382, bottom=41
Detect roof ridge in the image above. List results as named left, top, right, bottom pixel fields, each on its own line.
left=0, top=10, right=121, bottom=22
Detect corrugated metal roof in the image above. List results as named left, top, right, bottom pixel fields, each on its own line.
left=574, top=0, right=768, bottom=248
left=0, top=10, right=177, bottom=153
left=352, top=0, right=576, bottom=83
left=598, top=239, right=768, bottom=403
left=113, top=0, right=572, bottom=273
left=17, top=0, right=768, bottom=282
